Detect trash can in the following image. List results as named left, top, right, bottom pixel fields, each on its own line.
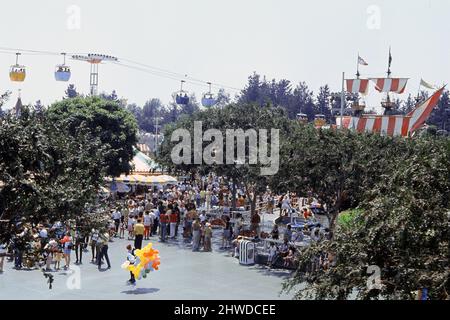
left=239, top=240, right=255, bottom=265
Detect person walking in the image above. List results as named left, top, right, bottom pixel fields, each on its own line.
left=90, top=229, right=99, bottom=263
left=97, top=232, right=111, bottom=270
left=143, top=211, right=151, bottom=240
left=119, top=215, right=126, bottom=239
left=174, top=204, right=181, bottom=237
left=60, top=232, right=72, bottom=270
left=192, top=218, right=201, bottom=251
left=74, top=227, right=85, bottom=264
left=126, top=244, right=136, bottom=285
left=134, top=219, right=145, bottom=250
left=152, top=208, right=160, bottom=236
left=112, top=208, right=122, bottom=236
left=203, top=223, right=212, bottom=252
left=159, top=210, right=168, bottom=242
left=13, top=227, right=27, bottom=269
left=169, top=207, right=178, bottom=239
left=222, top=216, right=232, bottom=249
left=127, top=215, right=136, bottom=240
left=43, top=239, right=57, bottom=271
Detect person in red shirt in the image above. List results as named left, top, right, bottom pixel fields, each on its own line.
left=60, top=232, right=72, bottom=270
left=303, top=208, right=312, bottom=220
left=169, top=206, right=178, bottom=239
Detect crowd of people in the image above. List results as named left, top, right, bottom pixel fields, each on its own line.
left=0, top=174, right=332, bottom=275
left=0, top=217, right=112, bottom=272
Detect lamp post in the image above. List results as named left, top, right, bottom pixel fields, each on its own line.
left=154, top=115, right=163, bottom=156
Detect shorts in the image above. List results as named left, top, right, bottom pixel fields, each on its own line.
left=63, top=248, right=71, bottom=255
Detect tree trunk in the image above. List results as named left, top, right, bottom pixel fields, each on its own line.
left=250, top=193, right=258, bottom=215
left=231, top=178, right=237, bottom=211
left=329, top=189, right=343, bottom=234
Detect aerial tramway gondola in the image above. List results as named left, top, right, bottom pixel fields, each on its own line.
left=201, top=82, right=217, bottom=107
left=9, top=53, right=26, bottom=82
left=54, top=53, right=71, bottom=81
left=174, top=80, right=189, bottom=105
left=296, top=113, right=308, bottom=124
left=314, top=114, right=326, bottom=127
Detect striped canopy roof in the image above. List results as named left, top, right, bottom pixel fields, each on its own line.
left=132, top=150, right=161, bottom=172
left=110, top=174, right=177, bottom=186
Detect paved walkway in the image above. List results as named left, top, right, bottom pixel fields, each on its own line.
left=0, top=229, right=295, bottom=300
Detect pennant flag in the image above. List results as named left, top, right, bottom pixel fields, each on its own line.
left=358, top=56, right=368, bottom=66
left=420, top=79, right=435, bottom=90
left=388, top=48, right=392, bottom=66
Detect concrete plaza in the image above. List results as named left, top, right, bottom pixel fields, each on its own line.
left=0, top=229, right=296, bottom=300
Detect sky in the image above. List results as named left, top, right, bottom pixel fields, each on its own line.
left=1, top=0, right=449, bottom=112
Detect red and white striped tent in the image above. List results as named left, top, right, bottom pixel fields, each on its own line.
left=336, top=87, right=445, bottom=137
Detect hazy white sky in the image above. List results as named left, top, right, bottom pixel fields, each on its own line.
left=1, top=0, right=449, bottom=111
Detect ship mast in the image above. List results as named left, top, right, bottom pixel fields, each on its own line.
left=381, top=47, right=394, bottom=115
left=351, top=54, right=366, bottom=116
left=356, top=52, right=360, bottom=79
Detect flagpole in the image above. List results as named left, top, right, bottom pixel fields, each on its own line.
left=340, top=72, right=345, bottom=128
left=387, top=46, right=391, bottom=78
left=356, top=53, right=360, bottom=78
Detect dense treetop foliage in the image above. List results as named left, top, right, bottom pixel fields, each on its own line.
left=47, top=96, right=138, bottom=177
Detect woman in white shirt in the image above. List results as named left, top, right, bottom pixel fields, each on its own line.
left=281, top=195, right=291, bottom=216
left=143, top=212, right=152, bottom=240
left=90, top=229, right=99, bottom=263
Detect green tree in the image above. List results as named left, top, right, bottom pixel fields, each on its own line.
left=282, top=135, right=450, bottom=300
left=46, top=96, right=138, bottom=177
left=316, top=85, right=332, bottom=121
left=0, top=91, right=12, bottom=117
left=0, top=107, right=108, bottom=242
left=214, top=88, right=231, bottom=109
left=65, top=84, right=79, bottom=99
left=158, top=102, right=291, bottom=213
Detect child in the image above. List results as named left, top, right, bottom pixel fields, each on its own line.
left=127, top=215, right=136, bottom=240
left=126, top=244, right=136, bottom=285
left=43, top=239, right=57, bottom=271
left=53, top=246, right=63, bottom=270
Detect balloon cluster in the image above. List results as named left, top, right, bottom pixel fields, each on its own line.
left=121, top=243, right=160, bottom=280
